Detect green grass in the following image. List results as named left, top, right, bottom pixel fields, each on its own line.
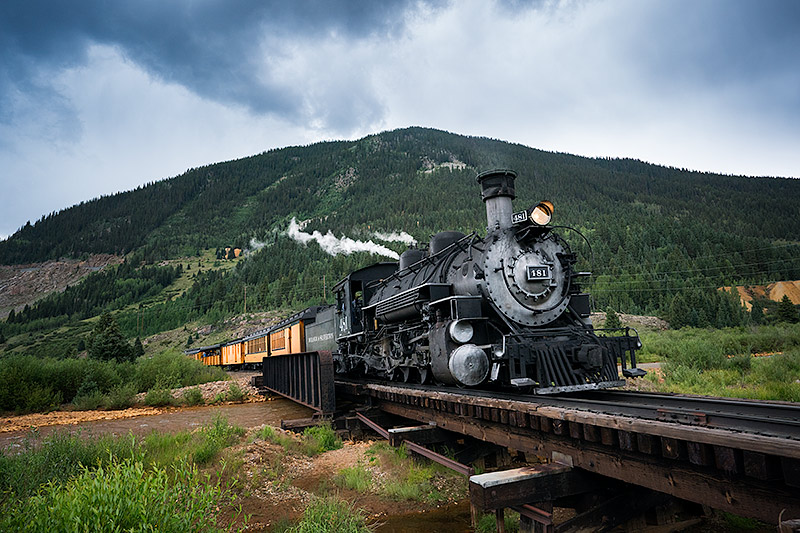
left=636, top=324, right=800, bottom=400
left=334, top=464, right=372, bottom=492
left=365, top=442, right=458, bottom=504
left=283, top=497, right=373, bottom=533
left=256, top=423, right=342, bottom=457
left=0, top=415, right=245, bottom=503
left=0, top=459, right=238, bottom=533
left=477, top=510, right=520, bottom=533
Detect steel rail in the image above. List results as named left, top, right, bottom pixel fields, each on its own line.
left=335, top=378, right=800, bottom=441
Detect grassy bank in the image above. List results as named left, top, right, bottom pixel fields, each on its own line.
left=635, top=323, right=800, bottom=400
left=0, top=415, right=246, bottom=532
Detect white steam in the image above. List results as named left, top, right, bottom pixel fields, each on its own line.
left=248, top=238, right=269, bottom=252
left=372, top=230, right=417, bottom=246
left=287, top=218, right=400, bottom=259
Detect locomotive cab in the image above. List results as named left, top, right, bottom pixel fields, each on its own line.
left=333, top=263, right=398, bottom=338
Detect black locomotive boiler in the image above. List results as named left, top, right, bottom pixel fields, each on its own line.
left=331, top=169, right=644, bottom=393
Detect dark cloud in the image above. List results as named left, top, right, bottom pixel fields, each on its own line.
left=627, top=1, right=800, bottom=119
left=0, top=0, right=424, bottom=130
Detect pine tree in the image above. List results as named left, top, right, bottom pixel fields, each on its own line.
left=604, top=307, right=622, bottom=330
left=87, top=313, right=133, bottom=362
left=668, top=293, right=691, bottom=329
left=133, top=337, right=145, bottom=358
left=776, top=295, right=799, bottom=324
left=750, top=303, right=763, bottom=325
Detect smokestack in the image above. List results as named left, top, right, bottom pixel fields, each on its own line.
left=477, top=169, right=516, bottom=231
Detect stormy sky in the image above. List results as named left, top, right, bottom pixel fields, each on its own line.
left=1, top=0, right=798, bottom=240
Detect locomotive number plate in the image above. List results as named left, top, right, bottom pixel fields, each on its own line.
left=512, top=210, right=529, bottom=225
left=527, top=265, right=550, bottom=281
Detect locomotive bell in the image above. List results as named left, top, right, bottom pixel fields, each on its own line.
left=477, top=169, right=516, bottom=231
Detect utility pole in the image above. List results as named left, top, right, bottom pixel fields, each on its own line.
left=244, top=285, right=247, bottom=315
left=323, top=275, right=326, bottom=301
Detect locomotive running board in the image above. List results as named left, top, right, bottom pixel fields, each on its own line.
left=262, top=350, right=336, bottom=415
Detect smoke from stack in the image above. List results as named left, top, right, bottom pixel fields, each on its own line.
left=372, top=231, right=417, bottom=246
left=286, top=218, right=401, bottom=259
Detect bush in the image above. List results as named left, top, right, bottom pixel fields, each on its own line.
left=212, top=392, right=227, bottom=404
left=104, top=383, right=137, bottom=410
left=73, top=391, right=106, bottom=411
left=135, top=350, right=227, bottom=392
left=181, top=387, right=204, bottom=406
left=144, top=384, right=175, bottom=407
left=225, top=382, right=246, bottom=403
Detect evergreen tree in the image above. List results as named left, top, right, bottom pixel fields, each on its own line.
left=668, top=293, right=691, bottom=329
left=750, top=303, right=763, bottom=324
left=0, top=331, right=5, bottom=344
left=133, top=337, right=145, bottom=358
left=87, top=313, right=133, bottom=362
left=776, top=295, right=799, bottom=323
left=604, top=307, right=622, bottom=330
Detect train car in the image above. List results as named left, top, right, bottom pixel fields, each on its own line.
left=185, top=306, right=339, bottom=368
left=243, top=328, right=270, bottom=366
left=186, top=343, right=223, bottom=366
left=221, top=339, right=245, bottom=366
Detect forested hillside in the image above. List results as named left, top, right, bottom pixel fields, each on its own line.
left=1, top=127, right=799, bottom=356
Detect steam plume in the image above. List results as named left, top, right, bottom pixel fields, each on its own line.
left=287, top=218, right=400, bottom=259
left=373, top=231, right=417, bottom=246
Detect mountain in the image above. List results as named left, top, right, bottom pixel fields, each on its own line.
left=1, top=127, right=799, bottom=354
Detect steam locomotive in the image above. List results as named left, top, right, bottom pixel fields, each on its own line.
left=188, top=169, right=644, bottom=393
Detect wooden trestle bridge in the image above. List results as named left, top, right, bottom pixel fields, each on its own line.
left=258, top=351, right=800, bottom=532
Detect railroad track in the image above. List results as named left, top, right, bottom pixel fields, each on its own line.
left=338, top=378, right=800, bottom=441
left=335, top=377, right=800, bottom=521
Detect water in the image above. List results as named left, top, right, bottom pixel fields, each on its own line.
left=375, top=501, right=475, bottom=532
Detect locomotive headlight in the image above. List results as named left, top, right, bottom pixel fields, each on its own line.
left=448, top=320, right=474, bottom=344
left=529, top=201, right=554, bottom=226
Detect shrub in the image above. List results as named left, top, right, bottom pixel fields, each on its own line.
left=73, top=391, right=106, bottom=411
left=212, top=392, right=227, bottom=404
left=144, top=384, right=175, bottom=407
left=182, top=387, right=204, bottom=406
left=104, top=383, right=137, bottom=410
left=225, top=382, right=246, bottom=403
left=135, top=350, right=227, bottom=392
